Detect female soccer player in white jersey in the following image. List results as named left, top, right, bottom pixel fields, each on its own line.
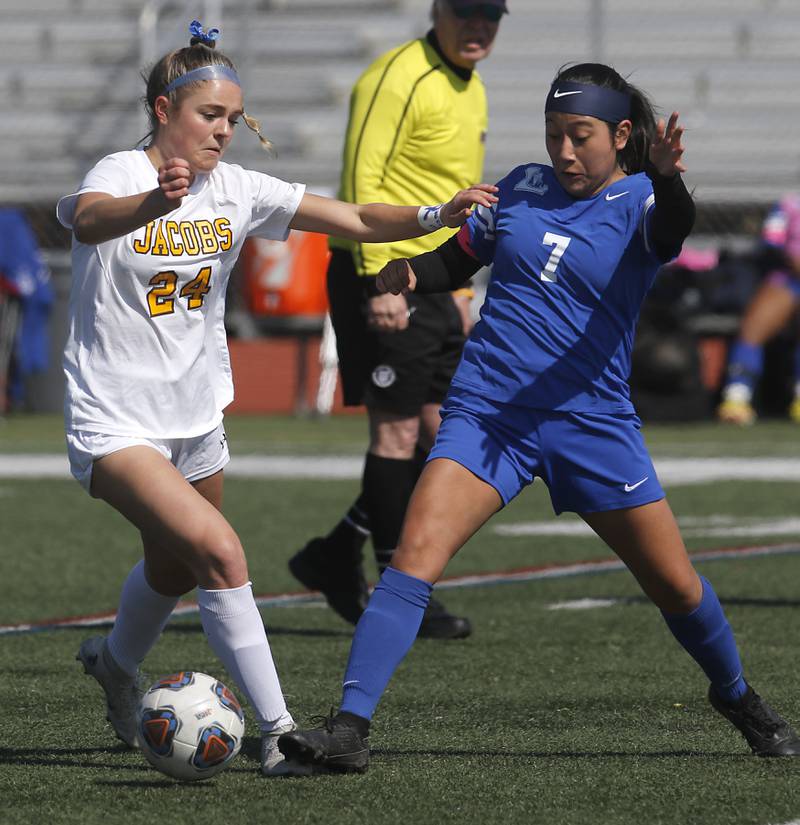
left=57, top=21, right=497, bottom=777
left=279, top=62, right=800, bottom=772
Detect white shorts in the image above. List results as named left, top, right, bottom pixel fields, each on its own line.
left=65, top=422, right=230, bottom=495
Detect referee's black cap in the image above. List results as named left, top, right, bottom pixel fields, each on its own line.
left=448, top=0, right=509, bottom=13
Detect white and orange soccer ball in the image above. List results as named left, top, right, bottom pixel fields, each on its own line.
left=137, top=671, right=245, bottom=781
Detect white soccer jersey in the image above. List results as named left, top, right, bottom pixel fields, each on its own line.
left=57, top=149, right=305, bottom=438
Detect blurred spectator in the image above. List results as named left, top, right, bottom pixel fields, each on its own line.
left=631, top=247, right=720, bottom=421
left=717, top=195, right=800, bottom=425
left=0, top=209, right=53, bottom=412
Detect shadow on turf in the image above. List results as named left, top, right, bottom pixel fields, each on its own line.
left=0, top=745, right=259, bottom=781
left=93, top=779, right=208, bottom=787
left=0, top=744, right=145, bottom=771
left=372, top=747, right=746, bottom=760
left=716, top=596, right=800, bottom=608
left=610, top=594, right=800, bottom=609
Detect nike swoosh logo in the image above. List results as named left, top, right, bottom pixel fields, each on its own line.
left=342, top=680, right=360, bottom=687
left=624, top=477, right=649, bottom=492
left=605, top=191, right=629, bottom=201
left=553, top=89, right=582, bottom=98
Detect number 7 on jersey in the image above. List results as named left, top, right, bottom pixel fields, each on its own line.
left=540, top=232, right=571, bottom=282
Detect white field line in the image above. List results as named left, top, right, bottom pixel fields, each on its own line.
left=2, top=454, right=800, bottom=485
left=2, top=541, right=799, bottom=637
left=0, top=454, right=364, bottom=480
left=496, top=516, right=800, bottom=539
left=547, top=598, right=619, bottom=611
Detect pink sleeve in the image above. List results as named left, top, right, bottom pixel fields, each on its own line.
left=785, top=199, right=800, bottom=259
left=456, top=225, right=479, bottom=259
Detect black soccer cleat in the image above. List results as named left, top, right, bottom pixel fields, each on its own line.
left=289, top=537, right=369, bottom=625
left=709, top=684, right=800, bottom=756
left=277, top=712, right=370, bottom=773
left=417, top=597, right=472, bottom=640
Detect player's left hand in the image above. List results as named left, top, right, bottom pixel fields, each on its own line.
left=440, top=184, right=498, bottom=227
left=649, top=111, right=686, bottom=176
left=377, top=258, right=417, bottom=295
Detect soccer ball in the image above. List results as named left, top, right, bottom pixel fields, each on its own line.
left=138, top=671, right=245, bottom=781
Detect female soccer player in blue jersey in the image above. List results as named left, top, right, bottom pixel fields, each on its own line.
left=279, top=62, right=800, bottom=771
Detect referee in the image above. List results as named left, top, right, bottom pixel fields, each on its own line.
left=289, top=0, right=506, bottom=639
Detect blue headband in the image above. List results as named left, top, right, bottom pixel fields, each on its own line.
left=545, top=81, right=631, bottom=124
left=162, top=65, right=241, bottom=96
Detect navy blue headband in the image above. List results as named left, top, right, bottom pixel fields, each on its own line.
left=162, top=65, right=241, bottom=96
left=545, top=81, right=631, bottom=124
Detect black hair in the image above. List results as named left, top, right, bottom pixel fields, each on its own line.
left=552, top=63, right=657, bottom=174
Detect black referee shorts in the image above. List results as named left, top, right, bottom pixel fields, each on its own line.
left=326, top=249, right=466, bottom=416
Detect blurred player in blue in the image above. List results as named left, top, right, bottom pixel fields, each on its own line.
left=279, top=62, right=800, bottom=771
left=717, top=194, right=800, bottom=425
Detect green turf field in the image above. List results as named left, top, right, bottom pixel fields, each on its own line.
left=1, top=414, right=799, bottom=824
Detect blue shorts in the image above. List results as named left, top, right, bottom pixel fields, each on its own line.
left=428, top=388, right=664, bottom=514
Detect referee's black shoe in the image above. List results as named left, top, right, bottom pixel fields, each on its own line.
left=289, top=537, right=369, bottom=625
left=418, top=597, right=472, bottom=640
left=709, top=684, right=800, bottom=756
left=278, top=711, right=369, bottom=773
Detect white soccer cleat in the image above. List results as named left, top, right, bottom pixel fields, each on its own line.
left=261, top=722, right=313, bottom=776
left=76, top=635, right=142, bottom=749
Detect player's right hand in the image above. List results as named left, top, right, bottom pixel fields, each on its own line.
left=441, top=183, right=498, bottom=227
left=158, top=158, right=194, bottom=205
left=376, top=258, right=417, bottom=295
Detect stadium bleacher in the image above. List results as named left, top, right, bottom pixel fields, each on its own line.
left=3, top=0, right=800, bottom=210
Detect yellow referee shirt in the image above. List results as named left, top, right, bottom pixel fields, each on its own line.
left=330, top=31, right=488, bottom=277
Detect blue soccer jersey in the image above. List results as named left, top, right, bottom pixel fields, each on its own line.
left=452, top=163, right=669, bottom=413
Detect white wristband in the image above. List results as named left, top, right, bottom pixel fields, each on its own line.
left=417, top=203, right=445, bottom=233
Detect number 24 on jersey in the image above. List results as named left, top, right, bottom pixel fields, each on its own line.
left=147, top=266, right=213, bottom=317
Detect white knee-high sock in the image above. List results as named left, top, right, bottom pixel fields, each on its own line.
left=197, top=583, right=292, bottom=732
left=107, top=560, right=178, bottom=678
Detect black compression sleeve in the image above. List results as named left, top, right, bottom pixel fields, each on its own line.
left=645, top=161, right=696, bottom=261
left=407, top=234, right=482, bottom=294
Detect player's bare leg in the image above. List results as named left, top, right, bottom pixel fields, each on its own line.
left=391, top=457, right=502, bottom=582
left=718, top=281, right=798, bottom=425
left=278, top=459, right=501, bottom=771
left=581, top=498, right=699, bottom=613
left=84, top=448, right=305, bottom=773
left=582, top=500, right=800, bottom=756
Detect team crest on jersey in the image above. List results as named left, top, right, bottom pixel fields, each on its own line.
left=514, top=166, right=548, bottom=196
left=371, top=365, right=396, bottom=389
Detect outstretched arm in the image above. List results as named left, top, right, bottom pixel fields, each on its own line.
left=646, top=111, right=696, bottom=260
left=288, top=185, right=498, bottom=241
left=72, top=157, right=193, bottom=245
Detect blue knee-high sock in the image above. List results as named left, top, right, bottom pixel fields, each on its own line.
left=340, top=567, right=432, bottom=720
left=725, top=340, right=764, bottom=393
left=661, top=576, right=747, bottom=703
